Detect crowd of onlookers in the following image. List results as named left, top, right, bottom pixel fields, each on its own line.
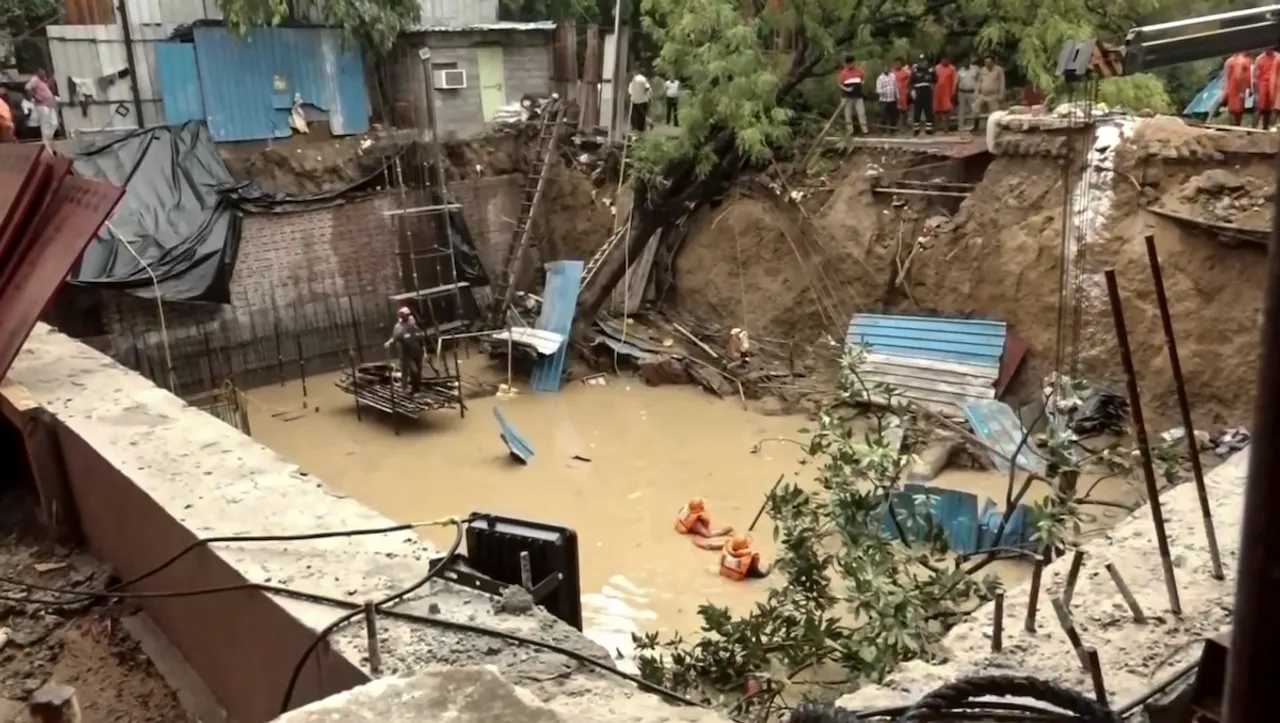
left=616, top=55, right=1011, bottom=138
left=841, top=55, right=1006, bottom=136
left=0, top=68, right=61, bottom=145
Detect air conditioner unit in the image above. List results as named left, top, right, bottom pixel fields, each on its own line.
left=434, top=69, right=467, bottom=90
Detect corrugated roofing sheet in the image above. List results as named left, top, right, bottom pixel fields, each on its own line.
left=1183, top=70, right=1257, bottom=116
left=846, top=313, right=1006, bottom=415
left=530, top=260, right=583, bottom=392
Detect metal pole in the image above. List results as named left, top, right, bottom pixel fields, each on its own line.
left=991, top=591, right=1004, bottom=652
left=363, top=601, right=382, bottom=676
left=1144, top=234, right=1225, bottom=581
left=608, top=0, right=626, bottom=140
left=115, top=0, right=145, bottom=124
left=519, top=551, right=533, bottom=590
left=1084, top=647, right=1108, bottom=708
left=1105, top=562, right=1146, bottom=623
left=1062, top=549, right=1085, bottom=608
left=1104, top=269, right=1182, bottom=615
left=1025, top=560, right=1043, bottom=633
left=1222, top=153, right=1280, bottom=723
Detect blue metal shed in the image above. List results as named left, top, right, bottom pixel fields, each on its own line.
left=156, top=26, right=370, bottom=142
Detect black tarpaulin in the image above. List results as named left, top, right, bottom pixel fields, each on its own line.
left=67, top=122, right=244, bottom=303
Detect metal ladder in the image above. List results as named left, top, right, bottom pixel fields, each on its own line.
left=488, top=101, right=567, bottom=325
left=579, top=226, right=626, bottom=290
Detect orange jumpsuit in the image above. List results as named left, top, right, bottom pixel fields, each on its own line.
left=894, top=65, right=911, bottom=112
left=1257, top=50, right=1278, bottom=110
left=1223, top=53, right=1253, bottom=116
left=933, top=62, right=956, bottom=113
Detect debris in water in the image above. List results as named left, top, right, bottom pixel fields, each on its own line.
left=1211, top=427, right=1250, bottom=456
left=582, top=373, right=607, bottom=386
left=493, top=407, right=534, bottom=465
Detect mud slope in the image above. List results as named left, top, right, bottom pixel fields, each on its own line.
left=672, top=119, right=1269, bottom=426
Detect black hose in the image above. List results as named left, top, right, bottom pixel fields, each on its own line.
left=278, top=516, right=467, bottom=713
left=898, top=675, right=1120, bottom=723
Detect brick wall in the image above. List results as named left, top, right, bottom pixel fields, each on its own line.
left=391, top=30, right=553, bottom=139
left=91, top=179, right=526, bottom=395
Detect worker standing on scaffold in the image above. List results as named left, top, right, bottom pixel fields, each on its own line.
left=384, top=306, right=425, bottom=393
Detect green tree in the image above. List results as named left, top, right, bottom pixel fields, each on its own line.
left=216, top=0, right=419, bottom=52
left=0, top=0, right=58, bottom=35
left=576, top=0, right=1175, bottom=314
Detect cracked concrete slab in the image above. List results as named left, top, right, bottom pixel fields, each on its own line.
left=271, top=666, right=732, bottom=723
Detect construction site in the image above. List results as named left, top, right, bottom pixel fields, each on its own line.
left=0, top=11, right=1278, bottom=723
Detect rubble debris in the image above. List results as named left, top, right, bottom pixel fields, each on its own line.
left=1211, top=427, right=1250, bottom=456
left=494, top=408, right=535, bottom=465
left=493, top=585, right=536, bottom=615
left=1043, top=374, right=1129, bottom=436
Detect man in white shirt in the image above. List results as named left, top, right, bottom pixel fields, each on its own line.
left=628, top=71, right=651, bottom=133
left=665, top=77, right=680, bottom=127
left=875, top=66, right=898, bottom=130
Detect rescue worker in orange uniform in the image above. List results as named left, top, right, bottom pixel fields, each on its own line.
left=933, top=57, right=957, bottom=132
left=893, top=59, right=912, bottom=132
left=675, top=498, right=733, bottom=549
left=719, top=535, right=772, bottom=581
left=1222, top=52, right=1253, bottom=126
left=1257, top=47, right=1278, bottom=128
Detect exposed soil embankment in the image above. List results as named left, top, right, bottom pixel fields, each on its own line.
left=671, top=118, right=1270, bottom=427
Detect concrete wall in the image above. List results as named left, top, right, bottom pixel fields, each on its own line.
left=1, top=325, right=618, bottom=723
left=83, top=177, right=523, bottom=394
left=390, top=31, right=553, bottom=139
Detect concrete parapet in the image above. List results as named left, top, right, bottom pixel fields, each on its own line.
left=0, top=324, right=622, bottom=722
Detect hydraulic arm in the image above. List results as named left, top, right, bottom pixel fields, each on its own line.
left=1058, top=4, right=1280, bottom=79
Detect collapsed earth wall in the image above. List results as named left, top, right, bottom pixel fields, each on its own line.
left=674, top=116, right=1271, bottom=427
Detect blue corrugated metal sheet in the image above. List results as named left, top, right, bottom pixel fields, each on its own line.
left=530, top=260, right=584, bottom=392
left=156, top=43, right=205, bottom=125
left=963, top=399, right=1047, bottom=475
left=846, top=313, right=1006, bottom=414
left=882, top=485, right=1034, bottom=555
left=1183, top=70, right=1258, bottom=116
left=494, top=407, right=534, bottom=464
left=191, top=26, right=370, bottom=142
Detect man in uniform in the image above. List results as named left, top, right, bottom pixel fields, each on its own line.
left=384, top=306, right=425, bottom=393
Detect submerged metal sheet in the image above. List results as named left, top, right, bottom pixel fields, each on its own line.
left=963, top=399, right=1047, bottom=475
left=847, top=313, right=1006, bottom=415
left=493, top=407, right=534, bottom=464
left=490, top=327, right=564, bottom=356
left=530, top=260, right=583, bottom=392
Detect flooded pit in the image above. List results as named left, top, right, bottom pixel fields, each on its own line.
left=242, top=363, right=1145, bottom=661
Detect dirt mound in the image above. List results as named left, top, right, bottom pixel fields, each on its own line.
left=538, top=165, right=616, bottom=263
left=671, top=120, right=1267, bottom=427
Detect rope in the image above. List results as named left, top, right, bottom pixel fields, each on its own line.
left=106, top=221, right=175, bottom=394
left=898, top=675, right=1120, bottom=723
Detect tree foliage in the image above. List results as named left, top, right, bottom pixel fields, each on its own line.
left=0, top=0, right=57, bottom=34
left=216, top=0, right=419, bottom=52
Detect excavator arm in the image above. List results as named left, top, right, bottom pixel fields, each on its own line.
left=1058, top=4, right=1280, bottom=79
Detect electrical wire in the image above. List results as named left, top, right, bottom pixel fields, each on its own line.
left=0, top=518, right=709, bottom=713
left=0, top=519, right=455, bottom=606
left=277, top=514, right=467, bottom=712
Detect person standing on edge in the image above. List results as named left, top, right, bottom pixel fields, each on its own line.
left=1222, top=52, right=1252, bottom=126
left=876, top=64, right=898, bottom=131
left=956, top=59, right=979, bottom=131
left=974, top=57, right=1005, bottom=129
left=628, top=70, right=651, bottom=133
left=837, top=55, right=867, bottom=134
left=933, top=56, right=957, bottom=132
left=664, top=76, right=680, bottom=127
left=893, top=58, right=911, bottom=133
left=909, top=55, right=936, bottom=135
left=1256, top=48, right=1277, bottom=128
left=24, top=69, right=58, bottom=146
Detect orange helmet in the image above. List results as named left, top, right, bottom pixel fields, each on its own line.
left=728, top=535, right=751, bottom=551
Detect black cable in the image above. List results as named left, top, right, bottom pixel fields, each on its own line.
left=898, top=675, right=1120, bottom=723
left=0, top=520, right=426, bottom=605
left=277, top=516, right=468, bottom=713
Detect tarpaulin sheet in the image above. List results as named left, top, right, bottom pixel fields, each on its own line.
left=65, top=122, right=243, bottom=303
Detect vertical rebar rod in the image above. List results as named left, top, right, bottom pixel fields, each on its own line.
left=272, top=297, right=285, bottom=386
left=1104, top=269, right=1182, bottom=615
left=363, top=601, right=382, bottom=676
left=1222, top=152, right=1280, bottom=723
left=1104, top=562, right=1146, bottom=623
left=519, top=551, right=533, bottom=590
left=1050, top=597, right=1088, bottom=670
left=1025, top=560, right=1044, bottom=633
left=1062, top=549, right=1086, bottom=608
left=992, top=591, right=1004, bottom=652
left=350, top=350, right=362, bottom=423
left=1084, top=647, right=1108, bottom=708
left=1144, top=234, right=1224, bottom=581
left=295, top=331, right=308, bottom=409
left=201, top=324, right=216, bottom=391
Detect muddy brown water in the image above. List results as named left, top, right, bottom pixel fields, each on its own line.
left=244, top=367, right=1142, bottom=665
